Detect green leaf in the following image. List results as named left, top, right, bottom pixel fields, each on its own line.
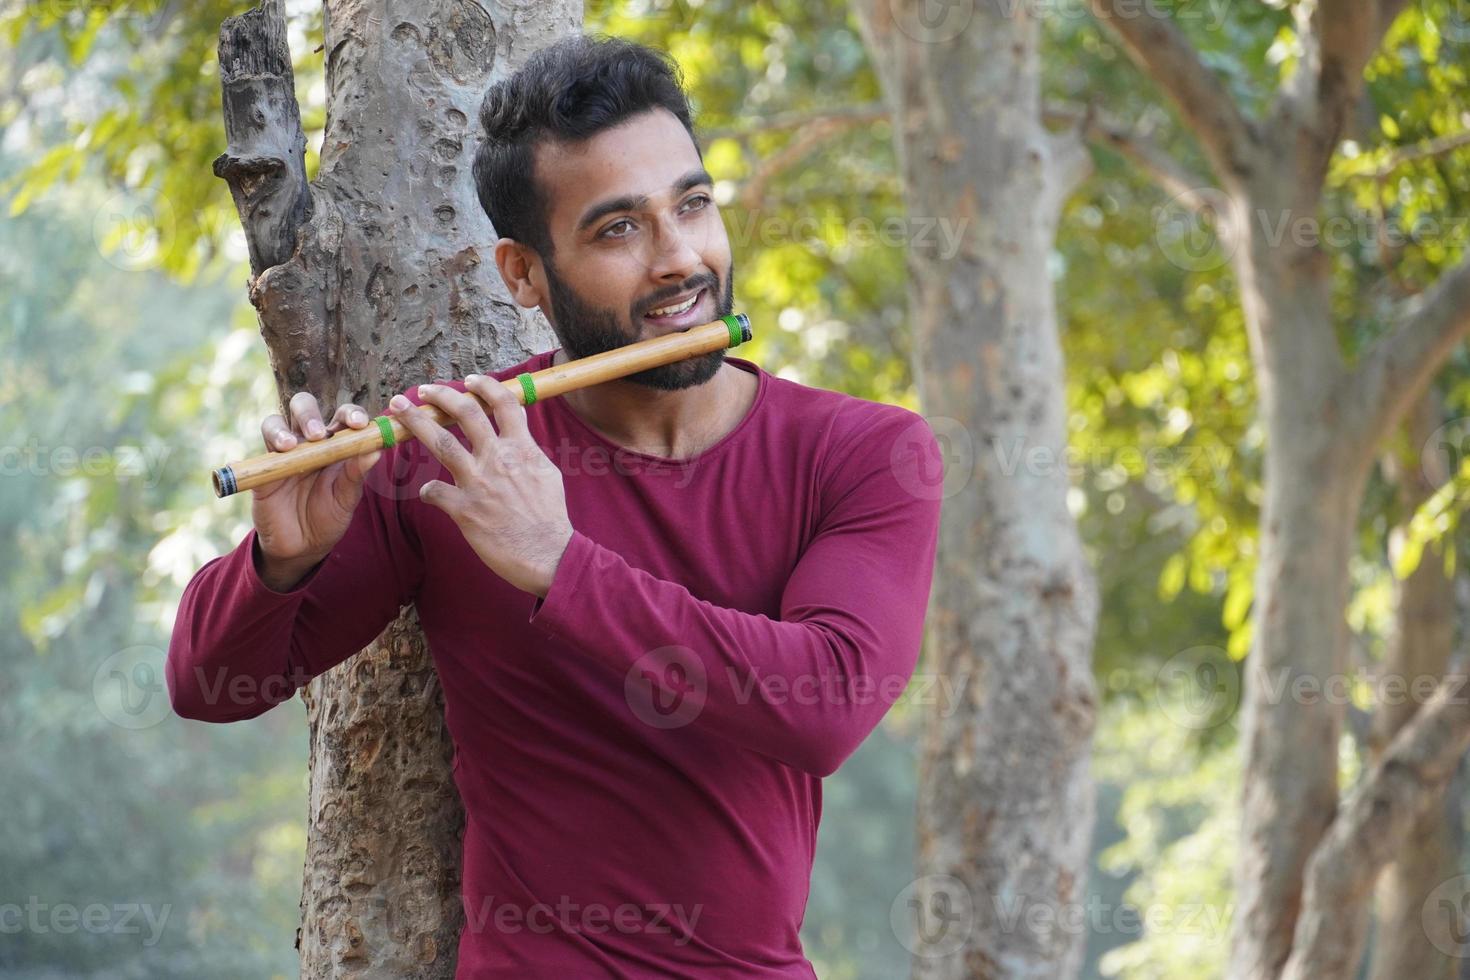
left=1159, top=553, right=1187, bottom=601
left=1222, top=575, right=1253, bottom=630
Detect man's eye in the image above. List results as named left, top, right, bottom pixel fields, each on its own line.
left=600, top=219, right=634, bottom=239
left=683, top=194, right=711, bottom=212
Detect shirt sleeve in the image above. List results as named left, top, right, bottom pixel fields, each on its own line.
left=526, top=407, right=944, bottom=777
left=165, top=442, right=425, bottom=722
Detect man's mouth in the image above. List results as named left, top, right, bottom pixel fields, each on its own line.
left=642, top=288, right=708, bottom=330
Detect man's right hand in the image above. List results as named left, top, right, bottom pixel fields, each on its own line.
left=252, top=391, right=382, bottom=592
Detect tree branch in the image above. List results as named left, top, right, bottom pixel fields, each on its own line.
left=1280, top=672, right=1470, bottom=980
left=713, top=99, right=1221, bottom=214
left=1311, top=0, right=1409, bottom=126
left=1274, top=0, right=1411, bottom=184
left=1348, top=255, right=1470, bottom=455
left=849, top=0, right=901, bottom=119
left=1082, top=0, right=1258, bottom=183
left=1311, top=0, right=1380, bottom=112
left=1044, top=102, right=1217, bottom=212
left=213, top=0, right=311, bottom=275
left=1046, top=124, right=1095, bottom=212
left=736, top=113, right=877, bottom=209
left=1340, top=130, right=1470, bottom=181
left=701, top=104, right=888, bottom=143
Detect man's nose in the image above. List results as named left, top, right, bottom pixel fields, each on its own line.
left=647, top=214, right=704, bottom=282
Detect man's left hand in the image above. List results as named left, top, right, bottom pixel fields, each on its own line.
left=389, top=375, right=573, bottom=597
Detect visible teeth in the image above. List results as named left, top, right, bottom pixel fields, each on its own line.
left=648, top=293, right=699, bottom=317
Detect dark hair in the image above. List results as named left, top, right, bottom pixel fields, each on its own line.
left=471, top=35, right=701, bottom=257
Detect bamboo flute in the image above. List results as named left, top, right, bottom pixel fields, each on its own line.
left=212, top=313, right=751, bottom=498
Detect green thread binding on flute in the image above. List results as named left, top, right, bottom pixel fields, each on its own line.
left=374, top=415, right=396, bottom=448
left=721, top=314, right=743, bottom=349
left=517, top=373, right=538, bottom=405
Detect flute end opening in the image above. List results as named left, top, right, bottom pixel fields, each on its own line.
left=736, top=313, right=751, bottom=344
left=212, top=466, right=238, bottom=498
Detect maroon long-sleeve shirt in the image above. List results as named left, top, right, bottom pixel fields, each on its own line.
left=167, top=348, right=943, bottom=978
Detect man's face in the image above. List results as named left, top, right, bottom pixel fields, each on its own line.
left=528, top=108, right=735, bottom=390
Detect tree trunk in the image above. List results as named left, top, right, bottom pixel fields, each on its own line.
left=1366, top=388, right=1461, bottom=980
left=1226, top=181, right=1370, bottom=980
left=213, top=1, right=580, bottom=974
left=852, top=2, right=1099, bottom=977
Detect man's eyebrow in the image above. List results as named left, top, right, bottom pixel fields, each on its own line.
left=672, top=168, right=715, bottom=196
left=575, top=169, right=716, bottom=234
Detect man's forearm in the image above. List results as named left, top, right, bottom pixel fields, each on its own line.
left=527, top=528, right=936, bottom=778
left=168, top=531, right=321, bottom=722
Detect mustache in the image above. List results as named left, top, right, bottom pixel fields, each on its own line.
left=634, top=273, right=720, bottom=318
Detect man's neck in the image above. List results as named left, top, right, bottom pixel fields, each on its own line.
left=550, top=347, right=754, bottom=460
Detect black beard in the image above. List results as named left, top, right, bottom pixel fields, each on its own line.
left=541, top=255, right=736, bottom=392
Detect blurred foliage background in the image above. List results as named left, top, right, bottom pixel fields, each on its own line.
left=2, top=0, right=1469, bottom=977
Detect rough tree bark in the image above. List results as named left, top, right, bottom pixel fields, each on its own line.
left=1365, top=389, right=1462, bottom=980
left=851, top=2, right=1100, bottom=977
left=213, top=0, right=580, bottom=974
left=1082, top=1, right=1470, bottom=977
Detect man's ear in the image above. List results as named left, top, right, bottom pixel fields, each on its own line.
left=493, top=238, right=545, bottom=309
